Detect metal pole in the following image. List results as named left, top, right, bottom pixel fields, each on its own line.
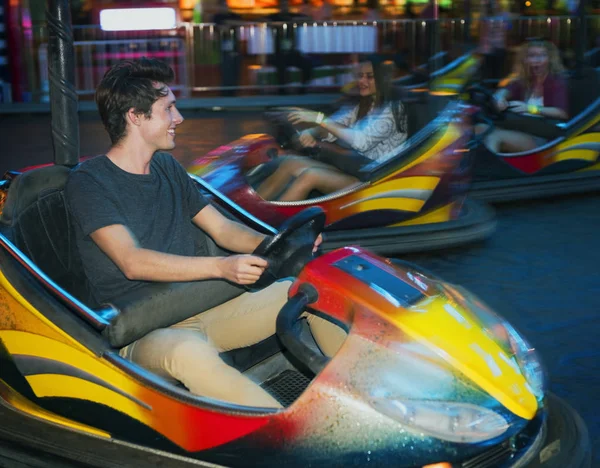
left=575, top=0, right=587, bottom=73
left=46, top=0, right=79, bottom=167
left=428, top=0, right=441, bottom=77
left=464, top=0, right=472, bottom=46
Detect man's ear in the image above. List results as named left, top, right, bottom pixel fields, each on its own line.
left=127, top=108, right=141, bottom=126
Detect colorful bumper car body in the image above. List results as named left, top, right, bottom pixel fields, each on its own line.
left=470, top=68, right=600, bottom=202
left=0, top=170, right=591, bottom=467
left=188, top=100, right=496, bottom=255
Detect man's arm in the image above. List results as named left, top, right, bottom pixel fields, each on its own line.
left=90, top=224, right=267, bottom=285
left=192, top=204, right=324, bottom=254
left=192, top=204, right=267, bottom=253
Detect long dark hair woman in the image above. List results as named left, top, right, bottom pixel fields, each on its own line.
left=256, top=57, right=408, bottom=201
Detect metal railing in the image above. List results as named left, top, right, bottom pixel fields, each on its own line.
left=21, top=15, right=600, bottom=103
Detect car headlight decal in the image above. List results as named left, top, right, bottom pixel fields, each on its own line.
left=371, top=398, right=509, bottom=443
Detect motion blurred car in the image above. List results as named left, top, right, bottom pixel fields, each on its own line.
left=467, top=67, right=600, bottom=201
left=188, top=99, right=496, bottom=255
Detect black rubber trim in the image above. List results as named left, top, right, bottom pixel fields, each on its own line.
left=470, top=170, right=600, bottom=203
left=322, top=197, right=496, bottom=255
left=276, top=284, right=328, bottom=375
left=525, top=393, right=591, bottom=468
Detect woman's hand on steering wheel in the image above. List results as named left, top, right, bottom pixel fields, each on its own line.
left=494, top=95, right=509, bottom=112
left=298, top=130, right=317, bottom=148
left=469, top=84, right=505, bottom=119
left=288, top=108, right=323, bottom=125
left=506, top=100, right=528, bottom=114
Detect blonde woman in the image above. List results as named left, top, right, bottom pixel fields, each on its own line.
left=481, top=40, right=569, bottom=153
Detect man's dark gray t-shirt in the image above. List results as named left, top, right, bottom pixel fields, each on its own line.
left=65, top=153, right=208, bottom=305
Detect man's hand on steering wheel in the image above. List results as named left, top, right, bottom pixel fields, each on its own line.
left=218, top=255, right=269, bottom=285
left=313, top=234, right=323, bottom=253
left=251, top=208, right=326, bottom=290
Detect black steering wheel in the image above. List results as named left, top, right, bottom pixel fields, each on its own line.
left=251, top=207, right=326, bottom=290
left=467, top=84, right=504, bottom=120
left=263, top=107, right=323, bottom=157
left=264, top=107, right=303, bottom=150
left=467, top=83, right=564, bottom=142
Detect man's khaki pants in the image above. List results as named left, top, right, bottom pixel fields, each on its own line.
left=120, top=280, right=346, bottom=408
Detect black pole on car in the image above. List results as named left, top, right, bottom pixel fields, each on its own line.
left=575, top=0, right=587, bottom=75
left=428, top=0, right=441, bottom=79
left=46, top=0, right=79, bottom=167
left=463, top=0, right=471, bottom=46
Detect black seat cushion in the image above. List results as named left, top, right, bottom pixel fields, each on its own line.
left=0, top=165, right=93, bottom=305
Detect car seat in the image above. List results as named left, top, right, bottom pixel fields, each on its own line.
left=0, top=165, right=95, bottom=306
left=567, top=67, right=600, bottom=118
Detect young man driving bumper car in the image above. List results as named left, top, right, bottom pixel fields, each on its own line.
left=65, top=58, right=345, bottom=408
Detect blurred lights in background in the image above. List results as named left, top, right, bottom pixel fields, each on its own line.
left=100, top=8, right=177, bottom=31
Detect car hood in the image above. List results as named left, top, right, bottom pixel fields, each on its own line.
left=291, top=247, right=539, bottom=421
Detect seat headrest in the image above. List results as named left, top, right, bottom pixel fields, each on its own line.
left=1, top=165, right=72, bottom=225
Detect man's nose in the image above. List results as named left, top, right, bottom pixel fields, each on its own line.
left=175, top=108, right=184, bottom=124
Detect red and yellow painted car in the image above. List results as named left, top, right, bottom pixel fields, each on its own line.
left=469, top=68, right=600, bottom=201
left=188, top=101, right=496, bottom=255
left=0, top=171, right=591, bottom=465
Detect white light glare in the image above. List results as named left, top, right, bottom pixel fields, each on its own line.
left=100, top=8, right=177, bottom=31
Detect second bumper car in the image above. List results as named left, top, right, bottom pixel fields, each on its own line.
left=188, top=100, right=496, bottom=255
left=469, top=68, right=600, bottom=202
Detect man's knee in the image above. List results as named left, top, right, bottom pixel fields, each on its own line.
left=140, top=329, right=216, bottom=372
left=305, top=313, right=348, bottom=358
left=258, top=280, right=292, bottom=310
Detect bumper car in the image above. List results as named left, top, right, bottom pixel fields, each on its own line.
left=396, top=51, right=483, bottom=98
left=0, top=0, right=590, bottom=463
left=187, top=99, right=496, bottom=255
left=468, top=67, right=600, bottom=202
left=0, top=171, right=591, bottom=467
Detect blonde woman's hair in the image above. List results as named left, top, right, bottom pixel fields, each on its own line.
left=513, top=40, right=565, bottom=82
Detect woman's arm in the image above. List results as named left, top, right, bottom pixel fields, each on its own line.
left=535, top=105, right=568, bottom=120
left=295, top=105, right=355, bottom=147
left=336, top=104, right=402, bottom=154
left=289, top=104, right=400, bottom=153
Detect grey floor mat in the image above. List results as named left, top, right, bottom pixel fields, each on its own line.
left=261, top=370, right=311, bottom=407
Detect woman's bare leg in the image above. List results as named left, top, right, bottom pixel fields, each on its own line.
left=256, top=156, right=326, bottom=200
left=279, top=167, right=359, bottom=201
left=484, top=129, right=539, bottom=153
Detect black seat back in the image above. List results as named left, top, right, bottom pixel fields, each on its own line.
left=0, top=165, right=93, bottom=305
left=568, top=68, right=600, bottom=118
